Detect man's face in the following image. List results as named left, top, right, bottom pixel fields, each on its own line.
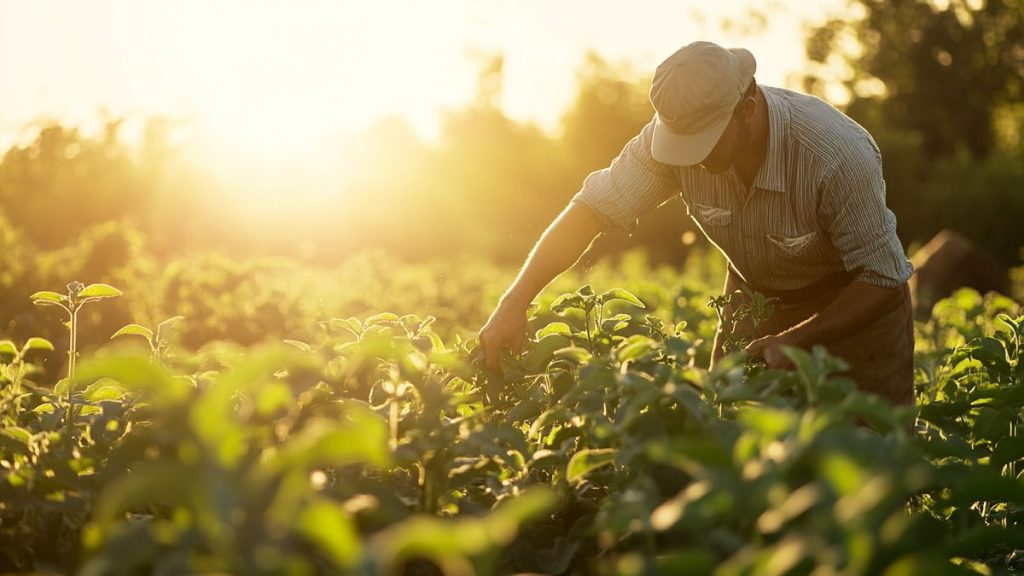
left=697, top=103, right=753, bottom=173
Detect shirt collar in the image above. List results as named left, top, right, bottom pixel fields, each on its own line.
left=752, top=86, right=790, bottom=194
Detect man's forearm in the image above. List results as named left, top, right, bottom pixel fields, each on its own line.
left=501, top=202, right=607, bottom=307
left=779, top=280, right=906, bottom=347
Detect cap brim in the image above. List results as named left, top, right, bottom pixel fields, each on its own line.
left=651, top=112, right=730, bottom=166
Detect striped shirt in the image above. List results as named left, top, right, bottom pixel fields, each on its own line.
left=570, top=85, right=914, bottom=290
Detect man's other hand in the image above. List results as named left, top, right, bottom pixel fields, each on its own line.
left=744, top=334, right=797, bottom=370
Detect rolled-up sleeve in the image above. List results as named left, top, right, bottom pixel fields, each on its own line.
left=819, top=141, right=913, bottom=288
left=569, top=116, right=680, bottom=234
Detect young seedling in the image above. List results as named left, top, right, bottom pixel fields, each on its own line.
left=550, top=284, right=645, bottom=353
left=111, top=315, right=185, bottom=368
left=31, top=281, right=122, bottom=433
left=0, top=337, right=54, bottom=419
left=708, top=285, right=778, bottom=355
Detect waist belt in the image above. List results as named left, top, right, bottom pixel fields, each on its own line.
left=729, top=265, right=858, bottom=306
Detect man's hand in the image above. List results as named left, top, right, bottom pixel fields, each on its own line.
left=742, top=280, right=905, bottom=371
left=478, top=299, right=529, bottom=372
left=744, top=333, right=797, bottom=370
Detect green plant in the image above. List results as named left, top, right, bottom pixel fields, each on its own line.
left=5, top=264, right=1024, bottom=574
left=110, top=315, right=184, bottom=368
left=707, top=285, right=778, bottom=355
left=31, top=281, right=122, bottom=434
left=548, top=283, right=646, bottom=353
left=0, top=337, right=54, bottom=420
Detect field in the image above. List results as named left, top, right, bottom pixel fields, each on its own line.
left=3, top=247, right=1024, bottom=575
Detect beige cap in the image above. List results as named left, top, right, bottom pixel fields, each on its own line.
left=650, top=41, right=756, bottom=166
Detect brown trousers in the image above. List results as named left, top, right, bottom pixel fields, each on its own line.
left=711, top=269, right=916, bottom=407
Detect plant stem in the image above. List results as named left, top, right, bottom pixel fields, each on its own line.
left=584, top=305, right=593, bottom=352
left=65, top=306, right=79, bottom=437
left=389, top=397, right=399, bottom=452
left=67, top=308, right=77, bottom=382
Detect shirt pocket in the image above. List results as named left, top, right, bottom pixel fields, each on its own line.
left=766, top=231, right=818, bottom=256
left=694, top=203, right=732, bottom=227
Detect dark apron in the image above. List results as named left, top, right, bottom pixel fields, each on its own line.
left=711, top=267, right=916, bottom=407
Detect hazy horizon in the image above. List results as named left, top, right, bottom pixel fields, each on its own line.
left=0, top=0, right=850, bottom=156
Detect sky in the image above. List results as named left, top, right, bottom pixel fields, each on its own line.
left=0, top=0, right=851, bottom=158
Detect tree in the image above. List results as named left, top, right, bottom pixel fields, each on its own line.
left=804, top=0, right=1023, bottom=160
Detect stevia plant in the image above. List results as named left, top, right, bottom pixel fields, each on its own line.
left=547, top=283, right=646, bottom=354
left=707, top=284, right=778, bottom=356
left=31, top=281, right=122, bottom=432
left=0, top=337, right=54, bottom=420
left=110, top=315, right=184, bottom=369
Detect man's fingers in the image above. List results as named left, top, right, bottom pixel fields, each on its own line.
left=744, top=337, right=767, bottom=357
left=481, top=333, right=503, bottom=372
left=479, top=332, right=495, bottom=370
left=511, top=327, right=526, bottom=356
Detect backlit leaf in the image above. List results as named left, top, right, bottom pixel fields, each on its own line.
left=567, top=448, right=616, bottom=483
left=79, top=284, right=123, bottom=299
left=111, top=324, right=154, bottom=341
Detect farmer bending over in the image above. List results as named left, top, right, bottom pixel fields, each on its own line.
left=478, top=41, right=915, bottom=406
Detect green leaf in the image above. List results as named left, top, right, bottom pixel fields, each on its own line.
left=23, top=337, right=55, bottom=352
left=567, top=448, right=616, bottom=483
left=997, top=313, right=1021, bottom=332
left=0, top=426, right=32, bottom=446
left=84, top=378, right=128, bottom=402
left=645, top=437, right=734, bottom=474
left=270, top=407, right=390, bottom=472
left=528, top=406, right=572, bottom=441
left=365, top=312, right=400, bottom=327
left=576, top=284, right=595, bottom=298
left=738, top=407, right=798, bottom=438
left=0, top=340, right=17, bottom=356
left=256, top=381, right=293, bottom=416
left=297, top=499, right=361, bottom=569
left=655, top=550, right=715, bottom=576
left=31, top=289, right=68, bottom=307
left=367, top=488, right=556, bottom=567
left=73, top=354, right=185, bottom=402
left=554, top=346, right=592, bottom=364
left=283, top=339, right=313, bottom=353
left=156, top=315, right=184, bottom=337
left=329, top=317, right=362, bottom=336
left=599, top=288, right=645, bottom=308
left=521, top=333, right=572, bottom=373
left=78, top=284, right=123, bottom=299
left=616, top=335, right=658, bottom=362
left=92, top=462, right=195, bottom=527
left=535, top=322, right=572, bottom=338
left=30, top=291, right=66, bottom=304
left=111, top=324, right=154, bottom=341
left=550, top=293, right=583, bottom=315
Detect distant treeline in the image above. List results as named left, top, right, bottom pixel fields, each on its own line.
left=0, top=0, right=1021, bottom=269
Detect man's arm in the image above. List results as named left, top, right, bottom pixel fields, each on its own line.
left=747, top=137, right=911, bottom=367
left=478, top=202, right=608, bottom=371
left=479, top=116, right=680, bottom=371
left=745, top=280, right=905, bottom=368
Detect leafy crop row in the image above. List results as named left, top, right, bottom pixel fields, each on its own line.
left=1, top=277, right=1023, bottom=575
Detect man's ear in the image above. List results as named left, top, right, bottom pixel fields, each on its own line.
left=740, top=94, right=757, bottom=121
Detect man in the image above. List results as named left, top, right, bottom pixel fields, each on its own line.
left=478, top=41, right=915, bottom=406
